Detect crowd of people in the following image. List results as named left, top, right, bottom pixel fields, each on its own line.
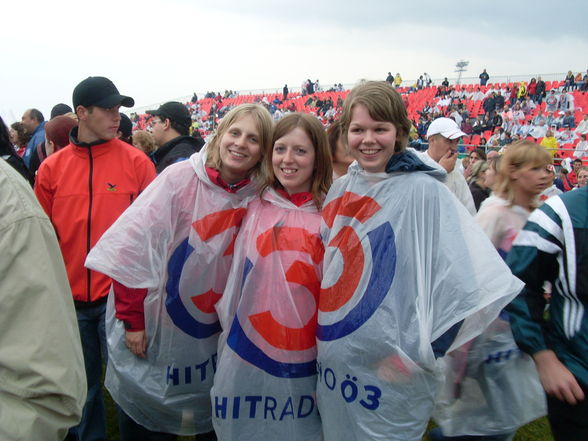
left=1, top=72, right=587, bottom=441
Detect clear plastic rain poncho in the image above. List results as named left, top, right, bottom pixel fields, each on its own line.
left=433, top=313, right=546, bottom=437
left=85, top=149, right=257, bottom=435
left=212, top=188, right=323, bottom=441
left=316, top=157, right=524, bottom=441
left=433, top=194, right=546, bottom=436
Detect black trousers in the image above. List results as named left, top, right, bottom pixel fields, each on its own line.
left=546, top=383, right=588, bottom=441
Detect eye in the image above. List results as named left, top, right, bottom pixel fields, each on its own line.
left=350, top=127, right=362, bottom=133
left=249, top=136, right=258, bottom=143
left=274, top=145, right=285, bottom=153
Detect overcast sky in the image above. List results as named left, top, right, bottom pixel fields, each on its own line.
left=2, top=0, right=586, bottom=124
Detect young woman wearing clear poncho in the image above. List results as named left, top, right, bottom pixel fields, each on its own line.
left=315, top=81, right=524, bottom=441
left=85, top=104, right=273, bottom=440
left=211, top=113, right=332, bottom=441
left=432, top=141, right=551, bottom=441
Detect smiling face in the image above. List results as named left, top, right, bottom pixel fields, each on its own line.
left=219, top=114, right=262, bottom=183
left=347, top=104, right=397, bottom=173
left=272, top=127, right=316, bottom=194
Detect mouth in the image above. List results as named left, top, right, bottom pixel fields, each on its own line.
left=280, top=167, right=298, bottom=175
left=228, top=149, right=247, bottom=159
left=359, top=148, right=382, bottom=156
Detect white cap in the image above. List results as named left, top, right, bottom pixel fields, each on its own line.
left=426, top=117, right=466, bottom=139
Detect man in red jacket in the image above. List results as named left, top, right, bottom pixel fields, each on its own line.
left=35, top=76, right=156, bottom=441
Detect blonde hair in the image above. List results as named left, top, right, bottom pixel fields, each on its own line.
left=340, top=81, right=411, bottom=154
left=262, top=113, right=332, bottom=209
left=467, top=160, right=488, bottom=185
left=494, top=140, right=552, bottom=205
left=132, top=130, right=156, bottom=154
left=205, top=104, right=273, bottom=177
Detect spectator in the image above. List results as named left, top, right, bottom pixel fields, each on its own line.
left=536, top=77, right=546, bottom=104
left=282, top=84, right=288, bottom=101
left=424, top=72, right=432, bottom=87
left=34, top=76, right=156, bottom=441
left=540, top=129, right=559, bottom=158
left=423, top=117, right=476, bottom=215
left=568, top=158, right=583, bottom=186
left=147, top=101, right=203, bottom=173
left=562, top=111, right=576, bottom=129
left=479, top=68, right=490, bottom=86
left=506, top=185, right=588, bottom=441
left=0, top=158, right=87, bottom=441
left=577, top=167, right=588, bottom=188
left=28, top=114, right=78, bottom=178
left=50, top=103, right=73, bottom=119
left=117, top=113, right=133, bottom=144
left=386, top=72, right=393, bottom=84
left=9, top=121, right=31, bottom=157
left=575, top=114, right=588, bottom=135
left=132, top=129, right=156, bottom=154
left=574, top=133, right=588, bottom=159
left=442, top=77, right=449, bottom=87
left=1, top=116, right=33, bottom=184
left=545, top=90, right=558, bottom=112
left=394, top=72, right=402, bottom=87
left=85, top=103, right=273, bottom=440
left=327, top=119, right=354, bottom=179
left=528, top=78, right=538, bottom=102
left=21, top=108, right=46, bottom=168
left=563, top=70, right=575, bottom=92
left=467, top=159, right=491, bottom=211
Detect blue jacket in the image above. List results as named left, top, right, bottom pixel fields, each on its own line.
left=23, top=121, right=46, bottom=168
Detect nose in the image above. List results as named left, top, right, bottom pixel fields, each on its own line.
left=283, top=147, right=295, bottom=162
left=363, top=130, right=375, bottom=144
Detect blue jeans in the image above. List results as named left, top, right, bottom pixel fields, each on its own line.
left=69, top=302, right=108, bottom=441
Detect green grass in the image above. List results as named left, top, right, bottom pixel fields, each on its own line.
left=105, top=389, right=553, bottom=441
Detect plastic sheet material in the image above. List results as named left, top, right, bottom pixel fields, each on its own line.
left=212, top=188, right=323, bottom=441
left=85, top=148, right=257, bottom=435
left=433, top=315, right=546, bottom=436
left=316, top=162, right=524, bottom=441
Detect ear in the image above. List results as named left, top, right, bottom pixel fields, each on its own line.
left=76, top=105, right=88, bottom=121
left=163, top=118, right=172, bottom=130
left=508, top=164, right=519, bottom=181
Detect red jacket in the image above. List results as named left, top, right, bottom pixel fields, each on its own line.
left=35, top=135, right=156, bottom=306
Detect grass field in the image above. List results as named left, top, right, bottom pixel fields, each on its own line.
left=104, top=389, right=554, bottom=441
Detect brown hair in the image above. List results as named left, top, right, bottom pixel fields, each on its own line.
left=205, top=104, right=273, bottom=177
left=262, top=113, right=332, bottom=209
left=340, top=81, right=411, bottom=154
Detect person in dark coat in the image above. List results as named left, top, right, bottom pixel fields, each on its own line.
left=146, top=101, right=203, bottom=173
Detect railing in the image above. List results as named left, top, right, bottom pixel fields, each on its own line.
left=125, top=73, right=570, bottom=116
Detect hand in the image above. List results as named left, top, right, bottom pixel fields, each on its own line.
left=125, top=330, right=147, bottom=358
left=439, top=149, right=458, bottom=173
left=533, top=350, right=585, bottom=405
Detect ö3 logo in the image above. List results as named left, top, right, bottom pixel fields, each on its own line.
left=228, top=225, right=323, bottom=379
left=165, top=208, right=246, bottom=339
left=317, top=191, right=397, bottom=341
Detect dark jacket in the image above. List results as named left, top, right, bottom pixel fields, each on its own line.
left=151, top=135, right=203, bottom=174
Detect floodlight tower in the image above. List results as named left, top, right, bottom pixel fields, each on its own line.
left=455, top=60, right=469, bottom=85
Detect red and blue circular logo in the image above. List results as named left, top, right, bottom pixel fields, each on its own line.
left=165, top=208, right=246, bottom=339
left=227, top=225, right=323, bottom=378
left=317, top=192, right=397, bottom=341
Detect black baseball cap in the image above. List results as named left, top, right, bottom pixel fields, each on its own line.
left=73, top=76, right=134, bottom=109
left=146, top=102, right=191, bottom=128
